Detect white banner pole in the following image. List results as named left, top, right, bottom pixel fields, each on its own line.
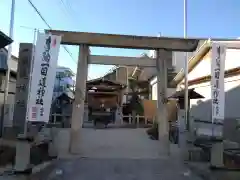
left=211, top=43, right=226, bottom=136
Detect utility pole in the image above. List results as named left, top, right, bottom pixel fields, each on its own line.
left=183, top=0, right=189, bottom=130
left=0, top=0, right=15, bottom=137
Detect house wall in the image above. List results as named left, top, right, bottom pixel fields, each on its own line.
left=149, top=41, right=207, bottom=101
left=149, top=40, right=206, bottom=73
left=104, top=67, right=129, bottom=85
left=0, top=76, right=16, bottom=104
left=189, top=75, right=240, bottom=121
left=0, top=76, right=16, bottom=128
left=150, top=77, right=176, bottom=100
left=0, top=49, right=19, bottom=128
left=151, top=83, right=158, bottom=100
left=148, top=50, right=174, bottom=70
left=186, top=49, right=240, bottom=81
left=116, top=67, right=128, bottom=85
left=182, top=48, right=240, bottom=122
left=0, top=49, right=17, bottom=105
left=0, top=49, right=18, bottom=72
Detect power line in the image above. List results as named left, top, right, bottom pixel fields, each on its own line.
left=54, top=0, right=93, bottom=80
left=57, top=0, right=77, bottom=24
left=65, top=0, right=75, bottom=14
left=27, top=0, right=92, bottom=80
left=27, top=0, right=77, bottom=64
left=57, top=0, right=73, bottom=20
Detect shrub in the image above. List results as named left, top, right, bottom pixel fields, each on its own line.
left=146, top=122, right=158, bottom=140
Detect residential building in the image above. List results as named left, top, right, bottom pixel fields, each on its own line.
left=149, top=40, right=206, bottom=101
left=172, top=40, right=240, bottom=122
left=53, top=66, right=75, bottom=100
left=0, top=31, right=14, bottom=131
left=50, top=66, right=75, bottom=123
left=148, top=39, right=240, bottom=143
left=0, top=48, right=18, bottom=105
left=168, top=39, right=240, bottom=144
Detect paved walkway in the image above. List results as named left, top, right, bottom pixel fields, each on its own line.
left=1, top=128, right=203, bottom=180
left=78, top=128, right=170, bottom=159
left=29, top=128, right=202, bottom=180
left=30, top=157, right=202, bottom=180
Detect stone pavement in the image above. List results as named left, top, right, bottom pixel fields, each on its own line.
left=1, top=128, right=203, bottom=179
left=28, top=128, right=202, bottom=180
left=77, top=128, right=169, bottom=159
left=29, top=158, right=202, bottom=180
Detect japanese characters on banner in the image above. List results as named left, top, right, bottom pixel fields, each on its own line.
left=211, top=43, right=226, bottom=122
left=27, top=33, right=61, bottom=122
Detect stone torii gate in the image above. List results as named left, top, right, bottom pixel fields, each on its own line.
left=47, top=30, right=199, bottom=155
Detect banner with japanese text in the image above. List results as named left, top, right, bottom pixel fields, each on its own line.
left=27, top=33, right=61, bottom=122
left=211, top=43, right=226, bottom=122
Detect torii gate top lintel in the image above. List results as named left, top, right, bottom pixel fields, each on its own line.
left=46, top=29, right=199, bottom=52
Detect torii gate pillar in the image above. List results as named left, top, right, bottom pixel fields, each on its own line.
left=156, top=49, right=170, bottom=155
left=70, top=44, right=89, bottom=154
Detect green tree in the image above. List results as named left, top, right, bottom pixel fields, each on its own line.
left=127, top=53, right=150, bottom=125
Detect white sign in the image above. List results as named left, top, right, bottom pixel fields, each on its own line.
left=211, top=43, right=226, bottom=122
left=27, top=33, right=61, bottom=122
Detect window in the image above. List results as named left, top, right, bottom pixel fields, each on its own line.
left=0, top=53, right=7, bottom=70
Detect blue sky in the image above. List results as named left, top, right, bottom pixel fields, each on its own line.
left=1, top=0, right=240, bottom=79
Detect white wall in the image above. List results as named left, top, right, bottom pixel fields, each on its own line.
left=187, top=49, right=240, bottom=81
left=150, top=78, right=176, bottom=100
left=184, top=48, right=240, bottom=121
left=190, top=75, right=240, bottom=121
left=151, top=83, right=158, bottom=100
left=148, top=50, right=191, bottom=72
left=173, top=51, right=194, bottom=73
